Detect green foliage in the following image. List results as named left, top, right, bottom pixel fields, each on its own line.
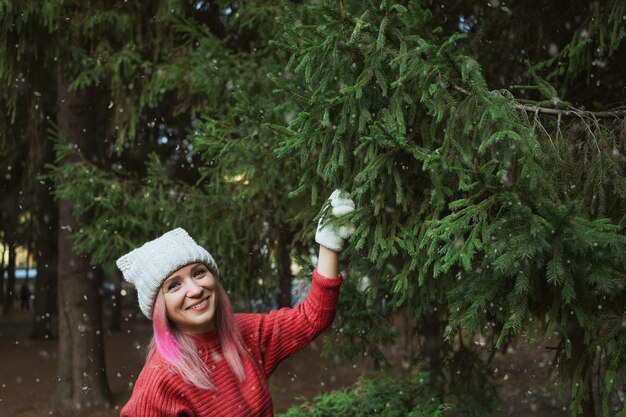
left=278, top=374, right=452, bottom=417
left=273, top=1, right=625, bottom=415
left=9, top=0, right=625, bottom=415
left=445, top=345, right=499, bottom=416
left=46, top=140, right=281, bottom=302
left=321, top=270, right=399, bottom=368
left=533, top=0, right=626, bottom=93
left=46, top=140, right=180, bottom=269
left=44, top=1, right=319, bottom=306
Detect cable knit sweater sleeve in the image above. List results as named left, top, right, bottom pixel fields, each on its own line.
left=238, top=268, right=342, bottom=377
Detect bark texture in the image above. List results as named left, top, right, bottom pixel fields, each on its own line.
left=32, top=130, right=58, bottom=339
left=52, top=67, right=111, bottom=414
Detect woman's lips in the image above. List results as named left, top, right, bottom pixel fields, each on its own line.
left=187, top=296, right=210, bottom=311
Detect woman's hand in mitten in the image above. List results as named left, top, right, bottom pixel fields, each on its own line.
left=315, top=189, right=355, bottom=252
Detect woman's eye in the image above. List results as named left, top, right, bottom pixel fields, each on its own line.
left=193, top=269, right=207, bottom=278
left=167, top=282, right=180, bottom=291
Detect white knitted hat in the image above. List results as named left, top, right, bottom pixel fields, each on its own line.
left=116, top=228, right=218, bottom=319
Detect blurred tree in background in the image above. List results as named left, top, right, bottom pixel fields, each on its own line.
left=1, top=0, right=625, bottom=416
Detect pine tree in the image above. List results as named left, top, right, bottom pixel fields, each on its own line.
left=19, top=0, right=625, bottom=415
left=49, top=2, right=321, bottom=310
left=0, top=1, right=122, bottom=410
left=271, top=1, right=625, bottom=416
left=0, top=6, right=58, bottom=333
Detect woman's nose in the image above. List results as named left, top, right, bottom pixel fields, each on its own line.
left=185, top=280, right=203, bottom=297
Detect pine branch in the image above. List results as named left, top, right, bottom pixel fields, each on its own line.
left=453, top=85, right=626, bottom=119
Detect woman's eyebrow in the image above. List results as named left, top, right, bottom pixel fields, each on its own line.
left=163, top=275, right=180, bottom=287
left=163, top=264, right=204, bottom=288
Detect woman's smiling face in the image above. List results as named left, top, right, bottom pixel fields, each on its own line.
left=161, top=262, right=218, bottom=334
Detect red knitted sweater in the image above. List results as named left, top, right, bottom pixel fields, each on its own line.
left=120, top=269, right=342, bottom=417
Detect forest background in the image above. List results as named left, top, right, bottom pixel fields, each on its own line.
left=0, top=0, right=624, bottom=416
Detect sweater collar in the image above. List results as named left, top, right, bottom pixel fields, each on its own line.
left=189, top=328, right=220, bottom=344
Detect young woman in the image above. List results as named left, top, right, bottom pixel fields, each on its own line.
left=116, top=191, right=354, bottom=416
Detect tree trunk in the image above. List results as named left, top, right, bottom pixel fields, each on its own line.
left=52, top=67, right=111, bottom=413
left=107, top=271, right=122, bottom=332
left=403, top=312, right=415, bottom=373
left=419, top=309, right=445, bottom=389
left=2, top=242, right=17, bottom=316
left=32, top=175, right=58, bottom=339
left=277, top=226, right=293, bottom=308
left=567, top=319, right=597, bottom=417
left=32, top=110, right=59, bottom=339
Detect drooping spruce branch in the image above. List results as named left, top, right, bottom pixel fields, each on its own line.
left=453, top=85, right=626, bottom=119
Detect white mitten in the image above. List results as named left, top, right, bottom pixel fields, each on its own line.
left=315, top=189, right=355, bottom=252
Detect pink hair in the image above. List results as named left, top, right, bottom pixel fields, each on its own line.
left=149, top=278, right=248, bottom=390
